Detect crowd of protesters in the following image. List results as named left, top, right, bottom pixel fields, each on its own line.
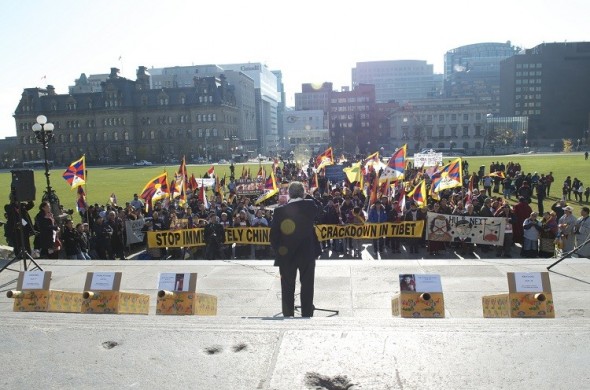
left=4, top=158, right=590, bottom=260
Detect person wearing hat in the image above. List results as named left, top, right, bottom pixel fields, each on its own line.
left=558, top=206, right=577, bottom=253
left=551, top=199, right=568, bottom=221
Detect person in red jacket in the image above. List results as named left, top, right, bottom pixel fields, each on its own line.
left=512, top=197, right=532, bottom=245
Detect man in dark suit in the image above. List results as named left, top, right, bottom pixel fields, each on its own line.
left=270, top=181, right=320, bottom=317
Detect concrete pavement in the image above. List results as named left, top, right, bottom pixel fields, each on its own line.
left=1, top=257, right=589, bottom=389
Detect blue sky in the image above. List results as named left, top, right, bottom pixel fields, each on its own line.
left=1, top=0, right=588, bottom=139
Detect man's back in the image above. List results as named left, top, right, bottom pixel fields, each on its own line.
left=270, top=199, right=318, bottom=265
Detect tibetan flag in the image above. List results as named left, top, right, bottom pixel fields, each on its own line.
left=198, top=183, right=209, bottom=209
left=489, top=171, right=506, bottom=179
left=343, top=161, right=362, bottom=184
left=62, top=155, right=86, bottom=189
left=425, top=162, right=440, bottom=179
left=465, top=174, right=475, bottom=204
left=310, top=171, right=319, bottom=193
left=188, top=173, right=198, bottom=192
left=431, top=158, right=463, bottom=193
left=76, top=186, right=87, bottom=212
left=255, top=171, right=278, bottom=205
left=315, top=147, right=334, bottom=171
left=396, top=184, right=406, bottom=213
left=206, top=165, right=215, bottom=178
left=380, top=145, right=407, bottom=182
left=140, top=172, right=169, bottom=205
left=364, top=151, right=385, bottom=172
left=368, top=176, right=379, bottom=207
left=408, top=180, right=427, bottom=207
left=171, top=157, right=187, bottom=205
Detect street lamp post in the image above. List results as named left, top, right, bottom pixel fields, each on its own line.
left=32, top=115, right=61, bottom=218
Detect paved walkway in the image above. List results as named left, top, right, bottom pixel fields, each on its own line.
left=1, top=257, right=589, bottom=389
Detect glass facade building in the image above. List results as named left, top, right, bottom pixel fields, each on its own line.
left=444, top=42, right=520, bottom=111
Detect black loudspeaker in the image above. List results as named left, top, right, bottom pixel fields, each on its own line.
left=11, top=170, right=36, bottom=202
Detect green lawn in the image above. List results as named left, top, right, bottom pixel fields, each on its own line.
left=1, top=153, right=588, bottom=246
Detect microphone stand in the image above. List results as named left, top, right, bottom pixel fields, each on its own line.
left=547, top=234, right=590, bottom=270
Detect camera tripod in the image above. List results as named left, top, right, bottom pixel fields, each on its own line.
left=0, top=196, right=43, bottom=274
left=0, top=240, right=42, bottom=274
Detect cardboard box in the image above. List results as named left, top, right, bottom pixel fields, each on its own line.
left=391, top=274, right=445, bottom=318
left=80, top=272, right=149, bottom=315
left=482, top=272, right=555, bottom=318
left=391, top=292, right=445, bottom=318
left=7, top=271, right=83, bottom=313
left=156, top=292, right=217, bottom=315
left=155, top=273, right=217, bottom=315
left=482, top=292, right=555, bottom=318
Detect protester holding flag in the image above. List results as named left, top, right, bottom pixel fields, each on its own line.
left=315, top=147, right=334, bottom=172
left=62, top=155, right=86, bottom=189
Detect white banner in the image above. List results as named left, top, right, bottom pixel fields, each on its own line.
left=126, top=218, right=146, bottom=245
left=195, top=178, right=216, bottom=188
left=413, top=152, right=443, bottom=167
left=426, top=212, right=505, bottom=246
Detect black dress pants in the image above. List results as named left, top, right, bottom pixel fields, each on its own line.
left=279, top=259, right=315, bottom=317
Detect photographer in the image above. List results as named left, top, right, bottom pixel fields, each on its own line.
left=34, top=201, right=60, bottom=259
left=203, top=212, right=225, bottom=260
left=4, top=194, right=35, bottom=256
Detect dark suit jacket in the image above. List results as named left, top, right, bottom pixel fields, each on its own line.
left=270, top=199, right=320, bottom=267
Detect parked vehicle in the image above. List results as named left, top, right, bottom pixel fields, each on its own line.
left=133, top=160, right=153, bottom=166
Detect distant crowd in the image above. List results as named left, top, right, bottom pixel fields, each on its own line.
left=4, top=158, right=590, bottom=260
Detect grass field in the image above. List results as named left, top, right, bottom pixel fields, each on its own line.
left=0, top=152, right=588, bottom=246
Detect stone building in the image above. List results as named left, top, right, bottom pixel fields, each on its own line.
left=14, top=67, right=239, bottom=165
